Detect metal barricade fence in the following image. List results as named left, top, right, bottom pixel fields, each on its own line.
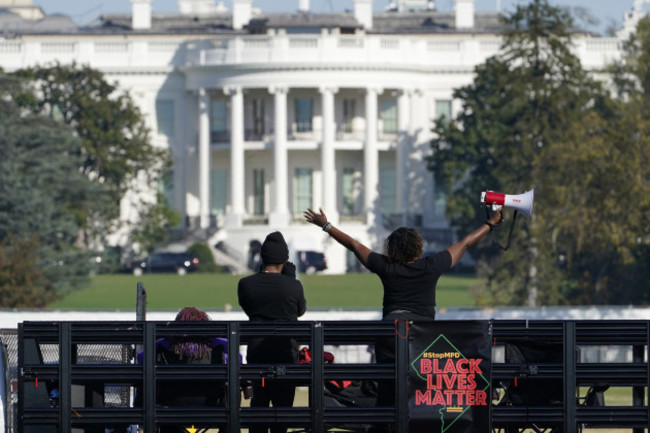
left=11, top=320, right=650, bottom=433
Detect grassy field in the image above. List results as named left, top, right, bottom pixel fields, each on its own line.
left=49, top=272, right=482, bottom=310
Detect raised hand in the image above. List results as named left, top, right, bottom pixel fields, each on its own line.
left=304, top=207, right=328, bottom=228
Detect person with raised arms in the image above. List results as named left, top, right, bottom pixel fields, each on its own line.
left=304, top=206, right=502, bottom=426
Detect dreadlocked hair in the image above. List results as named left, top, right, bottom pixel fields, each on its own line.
left=385, top=227, right=424, bottom=264
left=170, top=307, right=212, bottom=361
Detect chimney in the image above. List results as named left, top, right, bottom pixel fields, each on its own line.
left=233, top=0, right=252, bottom=30
left=131, top=0, right=152, bottom=30
left=299, top=0, right=310, bottom=12
left=455, top=0, right=475, bottom=29
left=179, top=0, right=216, bottom=14
left=354, top=0, right=373, bottom=30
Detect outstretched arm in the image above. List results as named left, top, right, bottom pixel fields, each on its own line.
left=304, top=207, right=373, bottom=268
left=447, top=209, right=503, bottom=268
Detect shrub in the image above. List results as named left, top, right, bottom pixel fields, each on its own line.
left=187, top=243, right=219, bottom=273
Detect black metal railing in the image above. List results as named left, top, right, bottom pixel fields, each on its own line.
left=16, top=320, right=650, bottom=433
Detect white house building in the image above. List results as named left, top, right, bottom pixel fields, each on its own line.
left=0, top=0, right=637, bottom=273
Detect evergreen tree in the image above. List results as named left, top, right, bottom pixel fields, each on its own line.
left=0, top=73, right=110, bottom=305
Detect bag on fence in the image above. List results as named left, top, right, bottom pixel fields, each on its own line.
left=298, top=347, right=378, bottom=408
left=502, top=341, right=564, bottom=406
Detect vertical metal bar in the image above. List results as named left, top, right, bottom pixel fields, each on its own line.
left=488, top=320, right=493, bottom=430
left=143, top=321, right=156, bottom=433
left=60, top=323, right=71, bottom=433
left=17, top=324, right=24, bottom=433
left=136, top=282, right=147, bottom=322
left=228, top=321, right=240, bottom=433
left=135, top=283, right=147, bottom=356
left=396, top=320, right=409, bottom=433
left=563, top=321, right=576, bottom=433
left=647, top=321, right=650, bottom=433
left=311, top=322, right=324, bottom=433
left=632, top=322, right=649, bottom=433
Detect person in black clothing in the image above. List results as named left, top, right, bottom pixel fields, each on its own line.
left=304, top=207, right=501, bottom=320
left=238, top=231, right=307, bottom=433
left=304, top=207, right=502, bottom=428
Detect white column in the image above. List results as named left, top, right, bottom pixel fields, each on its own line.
left=198, top=88, right=211, bottom=229
left=364, top=87, right=381, bottom=227
left=226, top=85, right=244, bottom=227
left=269, top=85, right=290, bottom=227
left=397, top=89, right=411, bottom=226
left=320, top=86, right=338, bottom=222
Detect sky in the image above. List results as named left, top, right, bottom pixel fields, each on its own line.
left=31, top=0, right=645, bottom=35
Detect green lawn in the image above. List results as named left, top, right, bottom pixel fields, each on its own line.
left=49, top=272, right=483, bottom=310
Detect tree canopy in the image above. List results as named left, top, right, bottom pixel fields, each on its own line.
left=428, top=0, right=650, bottom=305
left=12, top=63, right=173, bottom=245
left=0, top=64, right=178, bottom=306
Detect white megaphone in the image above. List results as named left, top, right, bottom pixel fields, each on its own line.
left=480, top=189, right=534, bottom=218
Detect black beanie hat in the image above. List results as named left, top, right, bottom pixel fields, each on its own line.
left=260, top=231, right=289, bottom=265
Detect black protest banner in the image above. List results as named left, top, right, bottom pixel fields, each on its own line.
left=408, top=320, right=492, bottom=433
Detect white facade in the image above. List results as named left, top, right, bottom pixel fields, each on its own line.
left=0, top=0, right=632, bottom=273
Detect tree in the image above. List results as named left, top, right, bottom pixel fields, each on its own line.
left=532, top=108, right=650, bottom=304
left=0, top=235, right=52, bottom=308
left=528, top=16, right=650, bottom=305
left=578, top=16, right=650, bottom=304
left=131, top=193, right=183, bottom=255
left=0, top=72, right=110, bottom=305
left=12, top=63, right=173, bottom=249
left=428, top=0, right=606, bottom=306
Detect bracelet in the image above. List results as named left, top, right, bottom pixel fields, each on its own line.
left=484, top=221, right=494, bottom=231
left=322, top=222, right=332, bottom=232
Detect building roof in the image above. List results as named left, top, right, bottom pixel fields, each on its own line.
left=97, top=13, right=235, bottom=35
left=0, top=7, right=507, bottom=37
left=0, top=9, right=77, bottom=34
left=248, top=12, right=361, bottom=33
left=372, top=11, right=504, bottom=34
left=88, top=10, right=508, bottom=36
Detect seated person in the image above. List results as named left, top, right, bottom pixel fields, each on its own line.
left=136, top=307, right=228, bottom=420
left=156, top=307, right=227, bottom=408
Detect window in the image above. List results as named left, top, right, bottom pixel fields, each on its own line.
left=157, top=169, right=174, bottom=207
left=435, top=99, right=452, bottom=124
left=434, top=189, right=447, bottom=216
left=380, top=99, right=397, bottom=134
left=341, top=168, right=356, bottom=216
left=342, top=99, right=355, bottom=133
left=253, top=169, right=265, bottom=216
left=156, top=100, right=175, bottom=137
left=346, top=250, right=361, bottom=272
left=252, top=99, right=265, bottom=137
left=210, top=169, right=227, bottom=215
left=294, top=168, right=313, bottom=213
left=294, top=98, right=313, bottom=132
left=211, top=99, right=228, bottom=142
left=380, top=167, right=396, bottom=215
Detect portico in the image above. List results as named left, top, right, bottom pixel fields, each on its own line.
left=190, top=81, right=420, bottom=233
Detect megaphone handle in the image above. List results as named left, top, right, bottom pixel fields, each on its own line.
left=484, top=207, right=518, bottom=251
left=501, top=210, right=518, bottom=251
